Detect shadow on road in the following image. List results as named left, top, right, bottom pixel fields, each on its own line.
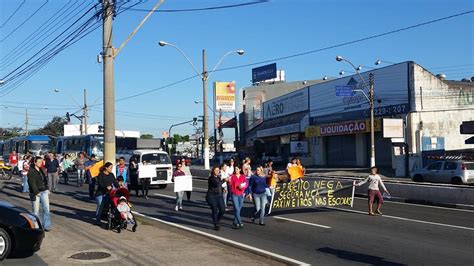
left=316, top=247, right=405, bottom=266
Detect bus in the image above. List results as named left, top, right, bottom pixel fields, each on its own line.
left=1, top=135, right=51, bottom=162
left=56, top=134, right=163, bottom=161
left=56, top=134, right=104, bottom=161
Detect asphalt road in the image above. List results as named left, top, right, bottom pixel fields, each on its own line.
left=6, top=173, right=474, bottom=265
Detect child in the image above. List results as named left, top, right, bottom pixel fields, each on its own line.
left=116, top=175, right=127, bottom=189
left=355, top=166, right=389, bottom=216
left=117, top=196, right=135, bottom=224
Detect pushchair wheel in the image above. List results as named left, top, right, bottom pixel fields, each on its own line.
left=132, top=224, right=137, bottom=232
left=117, top=226, right=121, bottom=233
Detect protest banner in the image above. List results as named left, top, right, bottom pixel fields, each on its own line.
left=174, top=175, right=193, bottom=192
left=268, top=177, right=355, bottom=214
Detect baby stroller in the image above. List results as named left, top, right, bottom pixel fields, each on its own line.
left=106, top=187, right=138, bottom=233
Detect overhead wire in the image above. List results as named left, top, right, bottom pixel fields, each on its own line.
left=128, top=0, right=269, bottom=12
left=0, top=0, right=81, bottom=70
left=0, top=0, right=49, bottom=42
left=0, top=0, right=26, bottom=28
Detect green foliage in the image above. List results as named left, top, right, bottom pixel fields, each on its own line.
left=29, top=116, right=67, bottom=137
left=140, top=134, right=154, bottom=139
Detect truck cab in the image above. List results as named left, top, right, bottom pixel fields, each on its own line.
left=131, top=150, right=173, bottom=189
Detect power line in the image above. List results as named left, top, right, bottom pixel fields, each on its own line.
left=0, top=0, right=26, bottom=28
left=128, top=0, right=269, bottom=12
left=0, top=0, right=80, bottom=70
left=212, top=10, right=474, bottom=73
left=0, top=0, right=49, bottom=42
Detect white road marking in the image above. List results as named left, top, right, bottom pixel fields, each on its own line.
left=192, top=178, right=208, bottom=183
left=132, top=211, right=310, bottom=266
left=354, top=196, right=474, bottom=213
left=327, top=207, right=474, bottom=231
left=153, top=193, right=175, bottom=199
left=273, top=216, right=331, bottom=229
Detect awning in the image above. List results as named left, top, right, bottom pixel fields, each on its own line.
left=256, top=112, right=308, bottom=138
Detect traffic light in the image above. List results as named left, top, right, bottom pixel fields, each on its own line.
left=65, top=112, right=71, bottom=123
left=193, top=117, right=197, bottom=126
left=460, top=121, right=474, bottom=134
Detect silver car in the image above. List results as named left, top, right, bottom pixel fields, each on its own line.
left=411, top=160, right=474, bottom=185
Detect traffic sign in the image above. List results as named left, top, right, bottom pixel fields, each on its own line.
left=335, top=85, right=355, bottom=96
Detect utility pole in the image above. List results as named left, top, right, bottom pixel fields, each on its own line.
left=369, top=73, right=375, bottom=167
left=83, top=89, right=88, bottom=135
left=102, top=0, right=116, bottom=164
left=202, top=49, right=210, bottom=170
left=25, top=109, right=28, bottom=136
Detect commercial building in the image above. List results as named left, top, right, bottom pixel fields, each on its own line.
left=241, top=61, right=474, bottom=175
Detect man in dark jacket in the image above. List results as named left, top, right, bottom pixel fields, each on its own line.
left=28, top=156, right=51, bottom=231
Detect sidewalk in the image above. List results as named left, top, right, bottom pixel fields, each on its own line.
left=0, top=179, right=281, bottom=265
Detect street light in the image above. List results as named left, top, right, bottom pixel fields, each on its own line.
left=159, top=41, right=244, bottom=170
left=375, top=59, right=395, bottom=66
left=336, top=55, right=375, bottom=167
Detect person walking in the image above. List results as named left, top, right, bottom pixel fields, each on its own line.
left=27, top=156, right=51, bottom=231
left=226, top=158, right=235, bottom=206
left=86, top=155, right=99, bottom=199
left=129, top=157, right=140, bottom=197
left=173, top=163, right=186, bottom=211
left=45, top=153, right=60, bottom=193
left=355, top=166, right=389, bottom=216
left=219, top=163, right=230, bottom=208
left=75, top=152, right=86, bottom=187
left=116, top=157, right=128, bottom=188
left=95, top=162, right=118, bottom=224
left=230, top=166, right=247, bottom=229
left=249, top=166, right=269, bottom=226
left=140, top=161, right=151, bottom=199
left=9, top=150, right=18, bottom=175
left=21, top=155, right=31, bottom=193
left=206, top=166, right=225, bottom=231
left=181, top=158, right=192, bottom=201
left=60, top=154, right=72, bottom=184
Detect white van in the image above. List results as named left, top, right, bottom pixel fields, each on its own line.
left=130, top=150, right=173, bottom=189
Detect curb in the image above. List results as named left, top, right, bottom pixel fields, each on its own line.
left=132, top=211, right=309, bottom=266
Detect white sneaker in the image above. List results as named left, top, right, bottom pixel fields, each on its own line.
left=175, top=206, right=179, bottom=211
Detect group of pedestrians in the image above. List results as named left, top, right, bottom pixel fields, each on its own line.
left=201, top=157, right=277, bottom=231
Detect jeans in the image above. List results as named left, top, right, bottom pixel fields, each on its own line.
left=89, top=178, right=96, bottom=199
left=77, top=169, right=85, bottom=186
left=252, top=193, right=268, bottom=223
left=95, top=195, right=104, bottom=221
left=267, top=187, right=275, bottom=204
left=22, top=174, right=29, bottom=193
left=32, top=191, right=51, bottom=230
left=206, top=193, right=225, bottom=226
left=62, top=171, right=69, bottom=184
left=176, top=191, right=184, bottom=208
left=232, top=194, right=244, bottom=225
left=48, top=173, right=59, bottom=192
left=141, top=178, right=150, bottom=197
left=222, top=190, right=228, bottom=206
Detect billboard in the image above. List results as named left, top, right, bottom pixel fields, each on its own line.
left=263, top=88, right=308, bottom=120
left=309, top=62, right=410, bottom=124
left=252, top=63, right=277, bottom=83
left=214, top=81, right=236, bottom=112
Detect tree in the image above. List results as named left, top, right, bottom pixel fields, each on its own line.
left=29, top=116, right=67, bottom=137
left=140, top=134, right=153, bottom=139
left=0, top=127, right=23, bottom=140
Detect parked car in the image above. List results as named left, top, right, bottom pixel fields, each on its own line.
left=0, top=200, right=44, bottom=261
left=411, top=160, right=474, bottom=185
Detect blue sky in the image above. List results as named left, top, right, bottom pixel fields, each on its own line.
left=0, top=0, right=473, bottom=139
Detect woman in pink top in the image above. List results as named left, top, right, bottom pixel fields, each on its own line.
left=230, top=166, right=247, bottom=229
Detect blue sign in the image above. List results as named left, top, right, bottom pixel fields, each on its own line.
left=335, top=85, right=355, bottom=96
left=252, top=63, right=277, bottom=83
